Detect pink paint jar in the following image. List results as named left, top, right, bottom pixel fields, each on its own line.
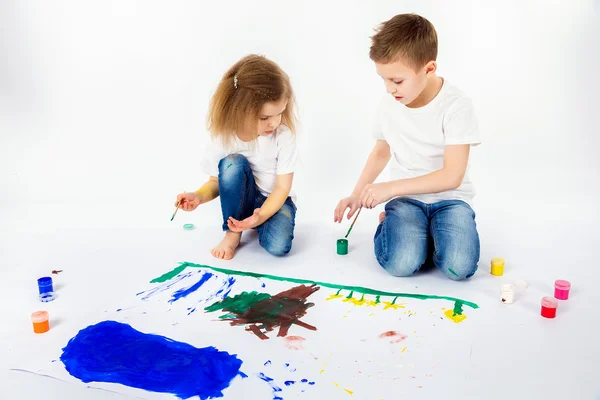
left=554, top=280, right=571, bottom=300
left=541, top=296, right=558, bottom=318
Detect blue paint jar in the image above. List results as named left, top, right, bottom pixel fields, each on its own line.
left=37, top=276, right=56, bottom=302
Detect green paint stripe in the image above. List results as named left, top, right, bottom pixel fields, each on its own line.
left=150, top=265, right=188, bottom=283
left=151, top=262, right=479, bottom=309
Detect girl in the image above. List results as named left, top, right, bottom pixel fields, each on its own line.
left=175, top=54, right=299, bottom=260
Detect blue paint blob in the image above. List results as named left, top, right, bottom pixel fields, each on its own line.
left=264, top=360, right=272, bottom=366
left=301, top=379, right=308, bottom=383
left=169, top=272, right=214, bottom=303
left=285, top=363, right=290, bottom=367
left=60, top=321, right=244, bottom=399
left=284, top=380, right=295, bottom=386
left=116, top=309, right=122, bottom=312
left=309, top=381, right=315, bottom=385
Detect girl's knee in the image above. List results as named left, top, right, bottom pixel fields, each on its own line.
left=261, top=238, right=292, bottom=257
left=218, top=154, right=249, bottom=172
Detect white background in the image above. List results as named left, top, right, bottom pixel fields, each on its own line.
left=1, top=1, right=599, bottom=399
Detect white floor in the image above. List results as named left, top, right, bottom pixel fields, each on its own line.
left=1, top=198, right=598, bottom=400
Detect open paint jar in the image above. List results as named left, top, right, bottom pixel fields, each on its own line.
left=37, top=276, right=55, bottom=302
left=337, top=239, right=348, bottom=255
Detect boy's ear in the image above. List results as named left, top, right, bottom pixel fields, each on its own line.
left=424, top=60, right=437, bottom=76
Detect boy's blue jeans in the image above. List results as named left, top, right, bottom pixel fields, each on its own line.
left=374, top=198, right=480, bottom=280
left=218, top=154, right=296, bottom=256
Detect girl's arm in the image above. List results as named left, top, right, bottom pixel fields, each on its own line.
left=194, top=176, right=220, bottom=203
left=256, top=173, right=293, bottom=223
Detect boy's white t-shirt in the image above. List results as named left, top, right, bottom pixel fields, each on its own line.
left=373, top=79, right=481, bottom=206
left=200, top=126, right=298, bottom=202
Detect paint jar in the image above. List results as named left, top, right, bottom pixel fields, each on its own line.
left=554, top=280, right=571, bottom=300
left=540, top=296, right=558, bottom=319
left=490, top=258, right=504, bottom=276
left=37, top=277, right=55, bottom=302
left=31, top=311, right=50, bottom=333
left=337, top=239, right=348, bottom=255
left=500, top=284, right=515, bottom=304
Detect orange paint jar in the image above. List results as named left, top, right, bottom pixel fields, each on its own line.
left=31, top=311, right=50, bottom=333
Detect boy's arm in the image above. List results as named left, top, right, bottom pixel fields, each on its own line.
left=334, top=140, right=391, bottom=222
left=227, top=173, right=293, bottom=231
left=360, top=144, right=470, bottom=208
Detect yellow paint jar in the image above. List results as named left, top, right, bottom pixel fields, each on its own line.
left=490, top=258, right=505, bottom=276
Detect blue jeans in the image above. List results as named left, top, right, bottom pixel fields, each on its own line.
left=218, top=154, right=296, bottom=256
left=374, top=198, right=480, bottom=281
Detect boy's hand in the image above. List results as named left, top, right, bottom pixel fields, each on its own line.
left=334, top=196, right=361, bottom=223
left=175, top=192, right=201, bottom=211
left=360, top=182, right=394, bottom=209
left=228, top=209, right=262, bottom=232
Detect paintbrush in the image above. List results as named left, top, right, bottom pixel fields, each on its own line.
left=344, top=207, right=362, bottom=238
left=171, top=198, right=183, bottom=221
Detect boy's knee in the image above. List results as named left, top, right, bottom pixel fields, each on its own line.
left=436, top=251, right=479, bottom=281
left=376, top=249, right=423, bottom=277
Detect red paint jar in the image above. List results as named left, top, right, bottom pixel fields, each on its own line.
left=541, top=296, right=558, bottom=318
left=554, top=280, right=571, bottom=300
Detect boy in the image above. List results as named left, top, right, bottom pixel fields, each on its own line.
left=334, top=14, right=481, bottom=281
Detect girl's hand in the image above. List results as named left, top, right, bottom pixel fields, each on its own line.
left=334, top=195, right=361, bottom=223
left=175, top=192, right=201, bottom=211
left=228, top=209, right=262, bottom=232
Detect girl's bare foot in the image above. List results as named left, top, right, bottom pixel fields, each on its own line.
left=379, top=212, right=386, bottom=224
left=211, top=232, right=242, bottom=260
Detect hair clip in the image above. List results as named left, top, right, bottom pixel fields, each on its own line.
left=233, top=75, right=238, bottom=89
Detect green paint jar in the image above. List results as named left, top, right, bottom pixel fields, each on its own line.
left=337, top=238, right=348, bottom=255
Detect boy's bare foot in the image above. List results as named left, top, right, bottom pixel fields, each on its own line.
left=379, top=212, right=386, bottom=224
left=211, top=232, right=242, bottom=260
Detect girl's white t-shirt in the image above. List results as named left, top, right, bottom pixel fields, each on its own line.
left=200, top=126, right=298, bottom=202
left=373, top=79, right=482, bottom=206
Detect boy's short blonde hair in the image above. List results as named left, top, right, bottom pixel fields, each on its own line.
left=207, top=54, right=296, bottom=146
left=369, top=14, right=438, bottom=69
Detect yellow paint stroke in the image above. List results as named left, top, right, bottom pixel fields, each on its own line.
left=320, top=369, right=325, bottom=374
left=326, top=294, right=344, bottom=301
left=334, top=382, right=339, bottom=388
left=383, top=302, right=405, bottom=310
left=413, top=330, right=417, bottom=334
left=364, top=299, right=378, bottom=307
left=349, top=296, right=366, bottom=306
left=401, top=347, right=407, bottom=353
left=344, top=388, right=354, bottom=395
left=369, top=313, right=375, bottom=317
left=444, top=309, right=467, bottom=323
